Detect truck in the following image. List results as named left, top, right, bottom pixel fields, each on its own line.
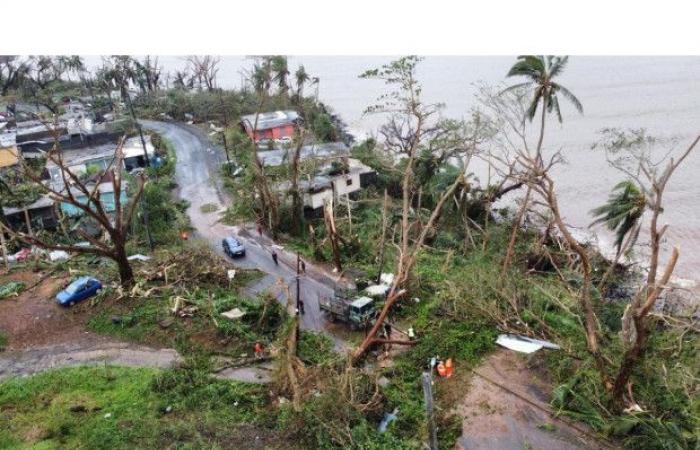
left=319, top=287, right=376, bottom=331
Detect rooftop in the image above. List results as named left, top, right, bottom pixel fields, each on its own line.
left=240, top=110, right=299, bottom=131
left=258, top=141, right=349, bottom=167
left=45, top=136, right=154, bottom=169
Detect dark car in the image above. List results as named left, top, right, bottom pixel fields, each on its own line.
left=222, top=236, right=246, bottom=258
left=56, top=276, right=102, bottom=306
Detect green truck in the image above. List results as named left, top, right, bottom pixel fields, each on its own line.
left=319, top=287, right=376, bottom=330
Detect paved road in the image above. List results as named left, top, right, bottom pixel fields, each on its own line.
left=0, top=340, right=181, bottom=381
left=141, top=121, right=340, bottom=341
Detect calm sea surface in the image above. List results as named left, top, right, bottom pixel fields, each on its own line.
left=86, top=56, right=700, bottom=281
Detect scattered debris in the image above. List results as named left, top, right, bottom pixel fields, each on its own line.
left=127, top=254, right=151, bottom=262
left=378, top=408, right=399, bottom=433
left=227, top=269, right=237, bottom=280
left=623, top=404, right=645, bottom=414
left=48, top=250, right=70, bottom=261
left=158, top=317, right=175, bottom=329
left=221, top=308, right=246, bottom=320
left=177, top=306, right=198, bottom=318
left=496, top=334, right=560, bottom=354
left=104, top=413, right=112, bottom=419
left=377, top=376, right=390, bottom=388
left=380, top=273, right=394, bottom=285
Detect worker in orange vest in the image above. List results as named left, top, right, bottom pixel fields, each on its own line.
left=445, top=358, right=454, bottom=378
left=254, top=342, right=263, bottom=359
left=436, top=360, right=447, bottom=377
left=181, top=231, right=189, bottom=240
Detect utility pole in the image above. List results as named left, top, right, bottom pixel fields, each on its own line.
left=121, top=81, right=153, bottom=251
left=218, top=90, right=232, bottom=171
left=296, top=252, right=301, bottom=310
left=422, top=371, right=438, bottom=450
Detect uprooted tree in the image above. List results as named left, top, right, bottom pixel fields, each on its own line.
left=352, top=56, right=469, bottom=361
left=0, top=136, right=146, bottom=287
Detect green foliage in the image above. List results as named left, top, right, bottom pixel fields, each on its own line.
left=0, top=365, right=269, bottom=449
left=0, top=281, right=25, bottom=299
left=590, top=180, right=645, bottom=254
left=504, top=55, right=583, bottom=122
left=0, top=331, right=6, bottom=352
left=297, top=331, right=337, bottom=365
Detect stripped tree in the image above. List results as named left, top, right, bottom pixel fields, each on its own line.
left=591, top=129, right=699, bottom=406
left=500, top=56, right=583, bottom=273
left=353, top=56, right=467, bottom=360
left=0, top=137, right=146, bottom=286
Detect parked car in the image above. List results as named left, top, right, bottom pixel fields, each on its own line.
left=56, top=276, right=102, bottom=306
left=222, top=236, right=246, bottom=258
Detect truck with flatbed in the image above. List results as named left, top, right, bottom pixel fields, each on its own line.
left=319, top=287, right=376, bottom=330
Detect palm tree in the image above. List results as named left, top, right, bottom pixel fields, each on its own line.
left=501, top=55, right=583, bottom=272
left=270, top=55, right=290, bottom=98
left=591, top=180, right=646, bottom=258
left=294, top=65, right=309, bottom=105
left=503, top=55, right=583, bottom=156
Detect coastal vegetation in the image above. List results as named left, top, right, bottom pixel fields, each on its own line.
left=0, top=55, right=697, bottom=449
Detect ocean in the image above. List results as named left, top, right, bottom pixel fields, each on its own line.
left=85, top=55, right=700, bottom=282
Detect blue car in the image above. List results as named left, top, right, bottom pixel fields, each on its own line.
left=56, top=276, right=102, bottom=306
left=222, top=236, right=246, bottom=258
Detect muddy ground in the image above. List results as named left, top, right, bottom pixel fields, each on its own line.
left=0, top=269, right=101, bottom=352
left=452, top=349, right=615, bottom=450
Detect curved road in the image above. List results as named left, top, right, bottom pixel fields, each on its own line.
left=141, top=121, right=338, bottom=337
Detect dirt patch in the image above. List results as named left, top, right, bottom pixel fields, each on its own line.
left=452, top=349, right=615, bottom=450
left=0, top=270, right=96, bottom=351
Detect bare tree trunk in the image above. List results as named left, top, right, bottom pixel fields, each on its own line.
left=502, top=104, right=546, bottom=272
left=502, top=185, right=531, bottom=272
left=612, top=247, right=678, bottom=404
left=0, top=228, right=8, bottom=271
left=324, top=199, right=342, bottom=272
left=353, top=174, right=464, bottom=361
left=376, top=190, right=389, bottom=283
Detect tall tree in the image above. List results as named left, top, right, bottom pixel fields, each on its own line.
left=501, top=55, right=583, bottom=272
left=353, top=56, right=467, bottom=360
left=592, top=129, right=699, bottom=406
left=0, top=137, right=146, bottom=286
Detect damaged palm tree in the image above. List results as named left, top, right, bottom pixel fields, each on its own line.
left=500, top=56, right=583, bottom=273
left=592, top=129, right=699, bottom=407
left=353, top=57, right=467, bottom=361
left=0, top=136, right=145, bottom=287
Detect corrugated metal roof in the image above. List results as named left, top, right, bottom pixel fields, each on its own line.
left=240, top=110, right=299, bottom=131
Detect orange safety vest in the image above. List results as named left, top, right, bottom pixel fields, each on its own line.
left=445, top=358, right=454, bottom=378
left=436, top=361, right=447, bottom=377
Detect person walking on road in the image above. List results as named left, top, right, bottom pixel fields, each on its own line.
left=254, top=342, right=263, bottom=359
left=271, top=250, right=278, bottom=266
left=300, top=259, right=306, bottom=274
left=257, top=224, right=263, bottom=237
left=297, top=299, right=305, bottom=315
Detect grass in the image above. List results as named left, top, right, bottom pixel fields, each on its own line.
left=88, top=288, right=283, bottom=357
left=0, top=364, right=276, bottom=449
left=0, top=331, right=6, bottom=352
